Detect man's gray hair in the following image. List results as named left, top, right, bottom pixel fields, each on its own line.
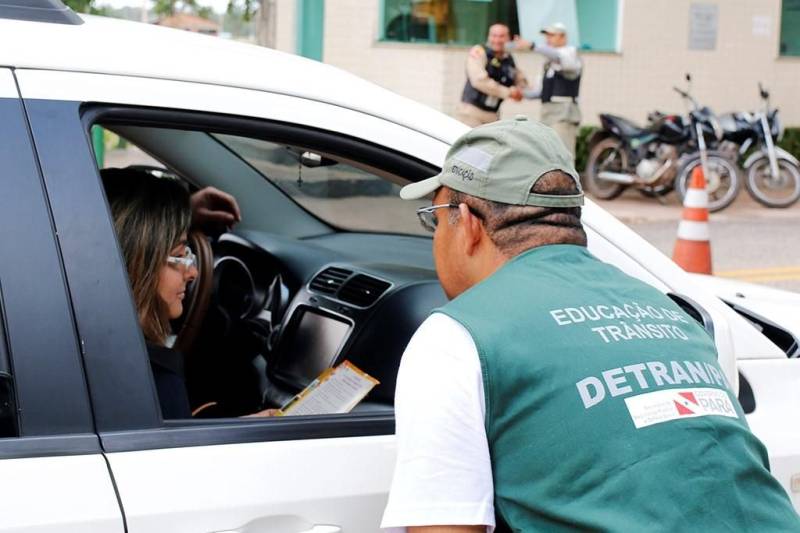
left=448, top=170, right=587, bottom=257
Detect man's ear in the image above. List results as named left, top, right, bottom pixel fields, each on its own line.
left=457, top=203, right=484, bottom=256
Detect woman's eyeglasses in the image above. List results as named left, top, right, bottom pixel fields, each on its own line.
left=416, top=203, right=484, bottom=233
left=167, top=245, right=197, bottom=271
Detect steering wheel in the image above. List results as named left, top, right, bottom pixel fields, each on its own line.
left=173, top=230, right=214, bottom=355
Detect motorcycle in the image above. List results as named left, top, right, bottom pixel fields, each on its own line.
left=714, top=84, right=800, bottom=208
left=586, top=75, right=741, bottom=212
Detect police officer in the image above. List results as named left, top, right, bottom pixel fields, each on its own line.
left=517, top=22, right=582, bottom=158
left=456, top=23, right=528, bottom=127
left=381, top=117, right=800, bottom=532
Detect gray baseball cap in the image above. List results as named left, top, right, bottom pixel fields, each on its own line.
left=541, top=22, right=568, bottom=35
left=400, top=115, right=583, bottom=208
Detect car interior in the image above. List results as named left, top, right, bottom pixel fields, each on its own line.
left=93, top=114, right=452, bottom=419
left=90, top=110, right=724, bottom=421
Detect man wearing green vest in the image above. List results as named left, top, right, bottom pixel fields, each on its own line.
left=381, top=116, right=799, bottom=532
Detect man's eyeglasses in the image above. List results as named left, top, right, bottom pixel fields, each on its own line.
left=167, top=245, right=197, bottom=271
left=416, top=203, right=459, bottom=233
left=416, top=203, right=484, bottom=233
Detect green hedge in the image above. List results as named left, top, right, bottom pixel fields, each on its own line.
left=574, top=126, right=800, bottom=173
left=575, top=125, right=599, bottom=173
left=779, top=127, right=800, bottom=161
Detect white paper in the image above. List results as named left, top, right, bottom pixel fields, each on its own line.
left=281, top=362, right=378, bottom=416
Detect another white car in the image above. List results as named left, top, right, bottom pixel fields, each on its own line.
left=0, top=4, right=797, bottom=532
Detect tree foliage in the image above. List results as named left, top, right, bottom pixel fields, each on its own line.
left=63, top=0, right=108, bottom=15
left=64, top=0, right=222, bottom=21
left=154, top=0, right=197, bottom=17
left=227, top=0, right=259, bottom=21
left=151, top=0, right=215, bottom=18
left=63, top=0, right=91, bottom=11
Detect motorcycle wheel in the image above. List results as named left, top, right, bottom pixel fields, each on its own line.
left=675, top=154, right=741, bottom=212
left=585, top=137, right=627, bottom=200
left=745, top=157, right=800, bottom=208
left=638, top=183, right=673, bottom=198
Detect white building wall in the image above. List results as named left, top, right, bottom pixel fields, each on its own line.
left=322, top=0, right=454, bottom=112
left=287, top=0, right=800, bottom=126
left=273, top=0, right=297, bottom=55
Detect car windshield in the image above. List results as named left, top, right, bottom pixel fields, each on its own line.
left=213, top=134, right=430, bottom=236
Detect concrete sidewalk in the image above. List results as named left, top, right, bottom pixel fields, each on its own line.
left=591, top=188, right=800, bottom=225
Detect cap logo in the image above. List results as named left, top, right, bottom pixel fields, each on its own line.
left=451, top=164, right=475, bottom=181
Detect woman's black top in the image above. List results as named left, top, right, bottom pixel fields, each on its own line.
left=146, top=343, right=192, bottom=419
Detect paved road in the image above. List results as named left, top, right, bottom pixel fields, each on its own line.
left=593, top=189, right=800, bottom=293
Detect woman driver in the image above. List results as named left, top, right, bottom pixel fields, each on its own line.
left=102, top=168, right=272, bottom=418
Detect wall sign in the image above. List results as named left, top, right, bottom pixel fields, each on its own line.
left=689, top=3, right=718, bottom=50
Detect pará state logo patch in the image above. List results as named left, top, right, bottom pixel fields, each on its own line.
left=624, top=388, right=738, bottom=429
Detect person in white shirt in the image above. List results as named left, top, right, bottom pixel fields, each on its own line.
left=380, top=117, right=800, bottom=533
left=517, top=22, right=583, bottom=158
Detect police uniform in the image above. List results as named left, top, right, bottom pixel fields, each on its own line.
left=538, top=44, right=582, bottom=157
left=456, top=44, right=528, bottom=127
left=382, top=117, right=800, bottom=532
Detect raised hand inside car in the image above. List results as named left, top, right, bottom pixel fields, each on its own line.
left=190, top=186, right=242, bottom=234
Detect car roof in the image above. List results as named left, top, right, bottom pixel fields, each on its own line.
left=0, top=13, right=467, bottom=145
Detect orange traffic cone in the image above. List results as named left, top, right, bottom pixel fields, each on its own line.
left=673, top=166, right=712, bottom=274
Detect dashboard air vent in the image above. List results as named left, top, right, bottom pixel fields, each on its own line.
left=338, top=274, right=391, bottom=307
left=309, top=267, right=352, bottom=295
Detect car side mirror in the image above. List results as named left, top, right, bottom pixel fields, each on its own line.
left=668, top=293, right=714, bottom=339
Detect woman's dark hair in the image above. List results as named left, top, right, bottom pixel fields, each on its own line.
left=102, top=168, right=192, bottom=345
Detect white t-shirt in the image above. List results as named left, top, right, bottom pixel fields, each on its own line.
left=381, top=313, right=494, bottom=533
left=542, top=44, right=582, bottom=79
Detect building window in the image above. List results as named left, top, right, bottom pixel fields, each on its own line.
left=575, top=0, right=619, bottom=52
left=780, top=0, right=800, bottom=56
left=380, top=0, right=519, bottom=45
left=379, top=0, right=619, bottom=52
left=518, top=0, right=619, bottom=52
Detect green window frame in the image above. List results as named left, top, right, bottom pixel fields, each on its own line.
left=297, top=0, right=325, bottom=61
left=379, top=0, right=519, bottom=46
left=379, top=0, right=619, bottom=53
left=575, top=0, right=618, bottom=52
left=780, top=0, right=800, bottom=56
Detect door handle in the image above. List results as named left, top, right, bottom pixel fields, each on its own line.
left=299, top=526, right=341, bottom=533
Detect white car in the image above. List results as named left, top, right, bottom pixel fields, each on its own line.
left=0, top=4, right=797, bottom=532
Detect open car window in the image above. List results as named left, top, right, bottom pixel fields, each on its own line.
left=89, top=115, right=416, bottom=431
left=213, top=133, right=429, bottom=236
left=94, top=126, right=166, bottom=172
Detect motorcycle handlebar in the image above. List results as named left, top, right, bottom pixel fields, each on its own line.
left=673, top=86, right=699, bottom=110
left=758, top=81, right=770, bottom=100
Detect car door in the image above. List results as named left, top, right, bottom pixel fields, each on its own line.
left=15, top=69, right=434, bottom=532
left=0, top=68, right=124, bottom=532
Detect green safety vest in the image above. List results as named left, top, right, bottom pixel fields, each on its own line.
left=439, top=244, right=799, bottom=532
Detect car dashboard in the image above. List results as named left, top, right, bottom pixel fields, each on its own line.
left=197, top=231, right=446, bottom=416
